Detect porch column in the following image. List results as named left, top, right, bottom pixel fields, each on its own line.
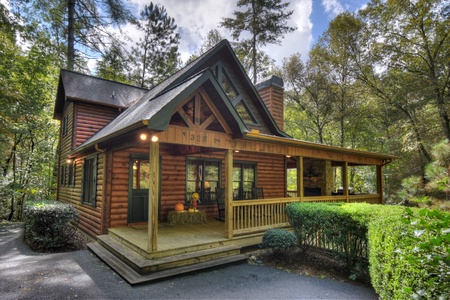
left=297, top=156, right=304, bottom=201
left=148, top=139, right=160, bottom=252
left=377, top=165, right=384, bottom=204
left=343, top=162, right=349, bottom=202
left=225, top=149, right=233, bottom=239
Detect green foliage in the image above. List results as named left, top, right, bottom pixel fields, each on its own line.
left=261, top=228, right=297, bottom=256
left=24, top=200, right=78, bottom=251
left=369, top=207, right=450, bottom=299
left=286, top=202, right=406, bottom=280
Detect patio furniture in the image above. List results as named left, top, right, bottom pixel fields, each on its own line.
left=215, top=187, right=225, bottom=221
left=252, top=187, right=264, bottom=199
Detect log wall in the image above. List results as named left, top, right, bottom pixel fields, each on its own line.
left=107, top=143, right=287, bottom=227
left=75, top=102, right=121, bottom=147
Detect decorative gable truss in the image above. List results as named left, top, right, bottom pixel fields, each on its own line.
left=170, top=86, right=232, bottom=134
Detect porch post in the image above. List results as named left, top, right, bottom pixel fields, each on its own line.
left=148, top=139, right=160, bottom=252
left=225, top=149, right=233, bottom=239
left=343, top=162, right=349, bottom=202
left=377, top=165, right=384, bottom=204
left=297, top=156, right=304, bottom=201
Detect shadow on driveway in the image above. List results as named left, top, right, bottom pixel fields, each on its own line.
left=0, top=223, right=379, bottom=299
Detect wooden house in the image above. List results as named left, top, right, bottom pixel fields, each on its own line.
left=53, top=40, right=394, bottom=284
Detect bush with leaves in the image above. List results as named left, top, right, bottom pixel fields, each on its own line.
left=24, top=200, right=78, bottom=251
left=261, top=228, right=297, bottom=256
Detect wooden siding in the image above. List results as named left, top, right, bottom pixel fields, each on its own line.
left=75, top=102, right=121, bottom=147
left=58, top=153, right=105, bottom=237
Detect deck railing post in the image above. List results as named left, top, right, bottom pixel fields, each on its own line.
left=377, top=165, right=383, bottom=204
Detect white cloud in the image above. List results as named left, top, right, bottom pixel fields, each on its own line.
left=321, top=0, right=345, bottom=18
left=108, top=0, right=314, bottom=69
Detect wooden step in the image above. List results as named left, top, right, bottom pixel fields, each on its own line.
left=96, top=235, right=243, bottom=273
left=87, top=241, right=248, bottom=285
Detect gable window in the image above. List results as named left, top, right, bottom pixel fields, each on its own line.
left=235, top=101, right=257, bottom=124
left=215, top=63, right=259, bottom=125
left=82, top=155, right=97, bottom=206
left=233, top=162, right=256, bottom=200
left=186, top=158, right=221, bottom=205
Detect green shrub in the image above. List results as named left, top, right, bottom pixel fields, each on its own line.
left=286, top=202, right=407, bottom=280
left=261, top=228, right=297, bottom=255
left=24, top=200, right=78, bottom=251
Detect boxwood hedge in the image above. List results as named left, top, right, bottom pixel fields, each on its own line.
left=24, top=200, right=78, bottom=251
left=285, top=202, right=450, bottom=299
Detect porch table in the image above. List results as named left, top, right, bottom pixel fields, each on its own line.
left=168, top=210, right=207, bottom=225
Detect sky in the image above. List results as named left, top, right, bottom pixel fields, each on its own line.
left=124, top=0, right=369, bottom=67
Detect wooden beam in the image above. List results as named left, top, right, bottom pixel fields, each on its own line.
left=297, top=156, right=304, bottom=201
left=343, top=162, right=349, bottom=203
left=225, top=149, right=233, bottom=239
left=101, top=149, right=112, bottom=234
left=148, top=140, right=160, bottom=252
left=377, top=165, right=384, bottom=204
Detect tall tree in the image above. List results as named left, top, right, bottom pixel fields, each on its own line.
left=282, top=53, right=334, bottom=144
left=221, top=0, right=295, bottom=83
left=96, top=40, right=130, bottom=83
left=11, top=0, right=133, bottom=70
left=186, top=29, right=224, bottom=64
left=129, top=2, right=180, bottom=89
left=361, top=0, right=450, bottom=140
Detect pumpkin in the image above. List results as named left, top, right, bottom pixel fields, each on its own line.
left=174, top=202, right=184, bottom=212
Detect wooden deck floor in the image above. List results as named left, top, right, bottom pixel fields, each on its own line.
left=108, top=219, right=227, bottom=253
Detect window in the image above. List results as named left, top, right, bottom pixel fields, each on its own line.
left=82, top=155, right=97, bottom=206
left=60, top=165, right=66, bottom=186
left=62, top=115, right=68, bottom=136
left=68, top=162, right=75, bottom=186
left=215, top=64, right=259, bottom=125
left=186, top=158, right=221, bottom=205
left=233, top=162, right=256, bottom=200
left=235, top=101, right=257, bottom=124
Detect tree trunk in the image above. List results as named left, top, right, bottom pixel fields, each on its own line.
left=251, top=0, right=257, bottom=84
left=67, top=0, right=76, bottom=70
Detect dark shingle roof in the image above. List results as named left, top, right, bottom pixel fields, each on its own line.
left=53, top=70, right=149, bottom=119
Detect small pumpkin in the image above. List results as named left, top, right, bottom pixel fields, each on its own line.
left=174, top=202, right=184, bottom=212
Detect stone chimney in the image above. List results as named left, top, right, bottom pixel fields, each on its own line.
left=255, top=75, right=284, bottom=130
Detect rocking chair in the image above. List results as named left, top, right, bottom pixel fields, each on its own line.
left=215, top=187, right=225, bottom=221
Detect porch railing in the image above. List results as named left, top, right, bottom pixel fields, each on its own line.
left=230, top=193, right=381, bottom=236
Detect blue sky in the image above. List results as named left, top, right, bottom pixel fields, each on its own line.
left=100, top=0, right=370, bottom=70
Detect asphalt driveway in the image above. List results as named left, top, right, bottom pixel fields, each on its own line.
left=0, top=224, right=378, bottom=300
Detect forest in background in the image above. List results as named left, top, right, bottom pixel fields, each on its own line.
left=1, top=0, right=449, bottom=220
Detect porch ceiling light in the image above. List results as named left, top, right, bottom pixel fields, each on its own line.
left=151, top=135, right=159, bottom=142
left=286, top=155, right=291, bottom=158
left=140, top=133, right=148, bottom=141
left=66, top=158, right=72, bottom=164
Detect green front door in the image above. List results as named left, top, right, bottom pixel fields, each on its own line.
left=129, top=156, right=149, bottom=223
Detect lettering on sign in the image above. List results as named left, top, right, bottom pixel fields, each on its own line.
left=190, top=134, right=207, bottom=143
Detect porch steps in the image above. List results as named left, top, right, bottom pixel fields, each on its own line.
left=87, top=237, right=248, bottom=285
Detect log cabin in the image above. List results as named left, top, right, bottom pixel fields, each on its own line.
left=53, top=39, right=395, bottom=284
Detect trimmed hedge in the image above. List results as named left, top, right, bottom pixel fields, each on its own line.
left=285, top=202, right=450, bottom=299
left=261, top=228, right=297, bottom=255
left=24, top=200, right=78, bottom=251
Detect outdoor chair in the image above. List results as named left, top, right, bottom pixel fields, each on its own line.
left=215, top=187, right=225, bottom=221
left=252, top=186, right=264, bottom=199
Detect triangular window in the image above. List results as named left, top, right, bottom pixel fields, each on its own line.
left=235, top=100, right=257, bottom=124
left=214, top=63, right=259, bottom=125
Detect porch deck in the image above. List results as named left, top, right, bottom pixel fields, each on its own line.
left=108, top=219, right=228, bottom=254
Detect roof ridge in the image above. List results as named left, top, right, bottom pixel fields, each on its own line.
left=60, top=69, right=150, bottom=91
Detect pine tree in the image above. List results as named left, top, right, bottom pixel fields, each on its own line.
left=221, top=0, right=295, bottom=83
left=129, top=2, right=180, bottom=89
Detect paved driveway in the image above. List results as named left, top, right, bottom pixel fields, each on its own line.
left=0, top=224, right=378, bottom=299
